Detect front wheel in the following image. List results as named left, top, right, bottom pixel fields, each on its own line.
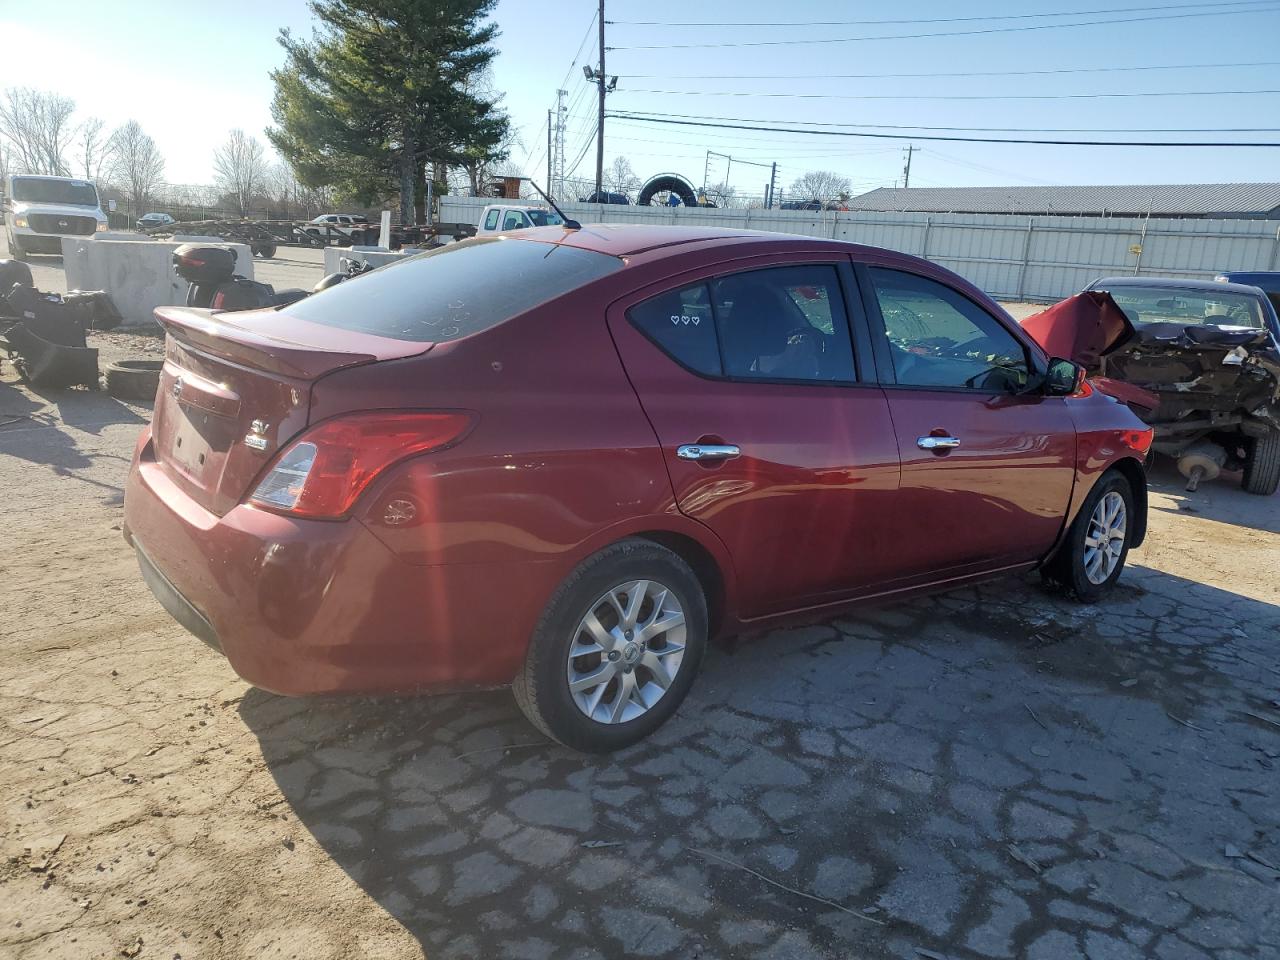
left=513, top=540, right=707, bottom=752
left=1043, top=471, right=1135, bottom=601
left=1242, top=428, right=1280, bottom=496
left=8, top=235, right=28, bottom=261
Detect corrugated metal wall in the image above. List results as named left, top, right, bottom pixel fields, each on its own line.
left=438, top=196, right=1280, bottom=302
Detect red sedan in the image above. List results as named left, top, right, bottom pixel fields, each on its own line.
left=124, top=226, right=1152, bottom=751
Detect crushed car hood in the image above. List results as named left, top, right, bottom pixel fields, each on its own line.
left=1022, top=291, right=1136, bottom=367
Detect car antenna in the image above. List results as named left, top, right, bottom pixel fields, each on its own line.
left=520, top=177, right=581, bottom=230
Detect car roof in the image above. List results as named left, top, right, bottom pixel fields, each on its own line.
left=511, top=224, right=852, bottom=258
left=1090, top=275, right=1266, bottom=297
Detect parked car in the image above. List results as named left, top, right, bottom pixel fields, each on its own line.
left=137, top=212, right=176, bottom=231
left=3, top=174, right=108, bottom=259
left=1215, top=270, right=1280, bottom=322
left=1026, top=277, right=1280, bottom=496
left=581, top=191, right=630, bottom=205
left=124, top=227, right=1152, bottom=751
left=475, top=204, right=565, bottom=235
left=308, top=213, right=371, bottom=241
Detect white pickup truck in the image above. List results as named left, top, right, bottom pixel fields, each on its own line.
left=475, top=204, right=565, bottom=235
left=3, top=174, right=109, bottom=260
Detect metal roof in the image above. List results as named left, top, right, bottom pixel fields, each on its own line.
left=848, top=183, right=1280, bottom=216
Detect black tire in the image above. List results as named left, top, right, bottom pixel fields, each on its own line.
left=637, top=175, right=698, bottom=207
left=1242, top=428, right=1280, bottom=496
left=104, top=359, right=163, bottom=402
left=252, top=242, right=277, bottom=259
left=512, top=539, right=708, bottom=752
left=1043, top=471, right=1135, bottom=602
left=10, top=237, right=28, bottom=262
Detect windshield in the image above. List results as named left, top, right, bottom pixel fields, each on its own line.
left=1103, top=286, right=1263, bottom=330
left=283, top=236, right=622, bottom=342
left=10, top=177, right=99, bottom=207
left=526, top=210, right=564, bottom=226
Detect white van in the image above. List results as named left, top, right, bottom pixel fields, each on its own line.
left=3, top=174, right=108, bottom=259
left=476, top=204, right=565, bottom=235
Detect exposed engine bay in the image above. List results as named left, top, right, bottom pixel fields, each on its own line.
left=1023, top=285, right=1280, bottom=495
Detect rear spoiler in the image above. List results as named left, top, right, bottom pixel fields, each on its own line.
left=155, top=306, right=377, bottom=380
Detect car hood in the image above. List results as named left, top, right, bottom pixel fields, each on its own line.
left=12, top=200, right=106, bottom=220
left=1021, top=291, right=1136, bottom=367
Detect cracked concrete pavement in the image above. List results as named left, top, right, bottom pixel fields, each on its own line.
left=1, top=333, right=1278, bottom=960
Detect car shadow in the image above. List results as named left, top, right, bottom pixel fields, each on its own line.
left=1146, top=458, right=1280, bottom=534
left=238, top=563, right=1280, bottom=959
left=0, top=375, right=147, bottom=502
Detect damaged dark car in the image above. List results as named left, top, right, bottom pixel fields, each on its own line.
left=1024, top=277, right=1280, bottom=496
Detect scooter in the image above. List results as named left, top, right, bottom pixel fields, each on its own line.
left=172, top=244, right=309, bottom=311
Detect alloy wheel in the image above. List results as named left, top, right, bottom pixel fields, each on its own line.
left=566, top=579, right=686, bottom=724
left=1083, top=491, right=1127, bottom=585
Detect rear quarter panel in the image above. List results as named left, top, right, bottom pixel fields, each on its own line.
left=1059, top=386, right=1151, bottom=550
left=308, top=280, right=736, bottom=588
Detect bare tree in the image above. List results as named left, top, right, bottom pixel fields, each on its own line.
left=605, top=156, right=641, bottom=201
left=76, top=117, right=112, bottom=183
left=107, top=120, right=165, bottom=218
left=0, top=87, right=76, bottom=175
left=704, top=181, right=739, bottom=208
left=789, top=170, right=851, bottom=203
left=213, top=129, right=268, bottom=217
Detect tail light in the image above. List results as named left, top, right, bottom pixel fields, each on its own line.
left=1121, top=428, right=1154, bottom=456
left=249, top=411, right=472, bottom=518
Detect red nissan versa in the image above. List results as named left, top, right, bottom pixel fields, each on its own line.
left=123, top=226, right=1153, bottom=751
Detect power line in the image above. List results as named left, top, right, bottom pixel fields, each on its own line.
left=557, top=10, right=599, bottom=90
left=608, top=112, right=1280, bottom=148
left=607, top=0, right=1274, bottom=27
left=612, top=60, right=1280, bottom=81
left=607, top=5, right=1280, bottom=49
left=615, top=87, right=1280, bottom=102
left=609, top=110, right=1280, bottom=135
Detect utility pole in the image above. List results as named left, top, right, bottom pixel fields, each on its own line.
left=902, top=143, right=916, bottom=189
left=768, top=162, right=777, bottom=209
left=552, top=88, right=568, bottom=200
left=595, top=0, right=606, bottom=200
left=546, top=109, right=553, bottom=201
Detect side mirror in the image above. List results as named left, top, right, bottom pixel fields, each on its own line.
left=1044, top=357, right=1085, bottom=396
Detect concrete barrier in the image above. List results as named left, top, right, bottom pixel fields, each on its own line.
left=61, top=237, right=253, bottom=325
left=323, top=246, right=410, bottom=275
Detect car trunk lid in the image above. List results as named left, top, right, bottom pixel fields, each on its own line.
left=151, top=306, right=430, bottom=516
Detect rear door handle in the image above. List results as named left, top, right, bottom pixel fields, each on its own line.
left=917, top=436, right=961, bottom=450
left=677, top=443, right=741, bottom=461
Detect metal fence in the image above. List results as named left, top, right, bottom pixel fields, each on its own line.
left=438, top=195, right=1280, bottom=302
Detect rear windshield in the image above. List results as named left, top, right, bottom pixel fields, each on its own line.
left=1102, top=286, right=1264, bottom=330
left=527, top=210, right=564, bottom=226
left=10, top=176, right=99, bottom=207
left=283, top=237, right=622, bottom=342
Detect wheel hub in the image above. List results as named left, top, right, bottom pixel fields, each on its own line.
left=565, top=579, right=687, bottom=724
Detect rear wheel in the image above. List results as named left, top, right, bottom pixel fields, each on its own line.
left=1043, top=471, right=1134, bottom=601
left=1242, top=428, right=1280, bottom=496
left=513, top=540, right=707, bottom=752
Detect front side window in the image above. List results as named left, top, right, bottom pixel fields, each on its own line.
left=627, top=264, right=856, bottom=383
left=869, top=267, right=1029, bottom=392
left=502, top=210, right=526, bottom=230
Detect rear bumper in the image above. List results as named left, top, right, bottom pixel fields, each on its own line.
left=124, top=433, right=557, bottom=696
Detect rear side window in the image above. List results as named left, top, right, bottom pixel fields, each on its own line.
left=483, top=209, right=500, bottom=230
left=284, top=237, right=623, bottom=343
left=629, top=282, right=721, bottom=375
left=628, top=264, right=856, bottom=382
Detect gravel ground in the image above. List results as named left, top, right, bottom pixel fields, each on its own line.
left=2, top=236, right=1278, bottom=959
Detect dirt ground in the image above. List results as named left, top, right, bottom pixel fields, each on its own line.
left=1, top=251, right=1278, bottom=959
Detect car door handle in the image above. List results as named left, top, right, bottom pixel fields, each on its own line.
left=677, top=443, right=741, bottom=461
left=917, top=436, right=961, bottom=450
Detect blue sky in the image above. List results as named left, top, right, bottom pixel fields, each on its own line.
left=3, top=0, right=1279, bottom=198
